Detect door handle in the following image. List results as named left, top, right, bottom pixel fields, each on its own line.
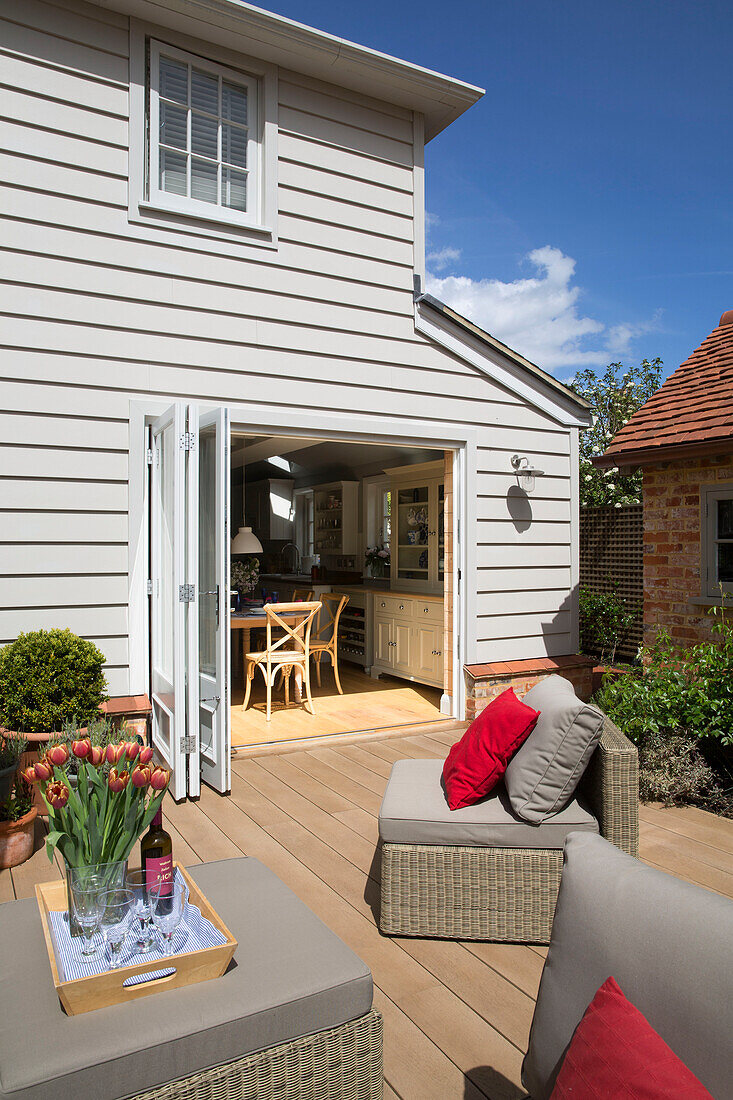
left=200, top=695, right=221, bottom=708
left=201, top=585, right=220, bottom=628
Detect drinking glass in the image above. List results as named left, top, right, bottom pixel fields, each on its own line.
left=150, top=880, right=186, bottom=956
left=126, top=869, right=155, bottom=953
left=99, top=887, right=134, bottom=970
left=69, top=869, right=103, bottom=958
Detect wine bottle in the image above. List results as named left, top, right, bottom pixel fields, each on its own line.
left=141, top=808, right=173, bottom=899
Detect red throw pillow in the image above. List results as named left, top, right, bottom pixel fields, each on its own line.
left=442, top=688, right=539, bottom=810
left=550, top=976, right=714, bottom=1099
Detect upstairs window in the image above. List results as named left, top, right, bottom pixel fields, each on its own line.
left=704, top=487, right=733, bottom=596
left=149, top=41, right=259, bottom=226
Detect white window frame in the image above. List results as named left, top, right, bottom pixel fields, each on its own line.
left=128, top=21, right=278, bottom=247
left=294, top=488, right=315, bottom=558
left=703, top=483, right=733, bottom=597
left=149, top=40, right=260, bottom=228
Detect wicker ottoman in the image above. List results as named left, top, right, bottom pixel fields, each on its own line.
left=379, top=717, right=638, bottom=944
left=0, top=858, right=382, bottom=1100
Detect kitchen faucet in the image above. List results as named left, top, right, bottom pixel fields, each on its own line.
left=281, top=542, right=301, bottom=575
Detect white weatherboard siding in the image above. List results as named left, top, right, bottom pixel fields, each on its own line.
left=0, top=0, right=579, bottom=695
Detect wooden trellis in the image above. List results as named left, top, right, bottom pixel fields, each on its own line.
left=579, top=505, right=643, bottom=662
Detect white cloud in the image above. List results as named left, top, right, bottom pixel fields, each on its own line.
left=426, top=245, right=659, bottom=372
left=425, top=211, right=441, bottom=230
left=426, top=246, right=461, bottom=271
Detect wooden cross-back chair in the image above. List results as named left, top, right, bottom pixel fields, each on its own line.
left=310, top=593, right=349, bottom=694
left=242, top=601, right=321, bottom=722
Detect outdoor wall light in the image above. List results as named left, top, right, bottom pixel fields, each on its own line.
left=511, top=454, right=544, bottom=494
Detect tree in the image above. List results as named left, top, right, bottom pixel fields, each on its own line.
left=571, top=358, right=663, bottom=507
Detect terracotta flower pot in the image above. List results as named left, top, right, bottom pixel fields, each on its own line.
left=0, top=805, right=37, bottom=869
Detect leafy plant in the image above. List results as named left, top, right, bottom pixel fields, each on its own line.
left=0, top=773, right=34, bottom=823
left=595, top=604, right=733, bottom=747
left=0, top=629, right=108, bottom=733
left=579, top=584, right=638, bottom=663
left=0, top=734, right=27, bottom=771
left=571, top=358, right=663, bottom=507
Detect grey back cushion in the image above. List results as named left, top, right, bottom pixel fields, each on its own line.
left=523, top=832, right=733, bottom=1099
left=504, top=675, right=603, bottom=823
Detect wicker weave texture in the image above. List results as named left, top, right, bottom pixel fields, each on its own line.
left=379, top=716, right=639, bottom=943
left=381, top=844, right=563, bottom=942
left=128, top=1010, right=383, bottom=1100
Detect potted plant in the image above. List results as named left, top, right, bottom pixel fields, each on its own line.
left=0, top=629, right=108, bottom=813
left=22, top=738, right=170, bottom=932
left=0, top=732, right=26, bottom=802
left=364, top=545, right=390, bottom=579
left=0, top=772, right=37, bottom=870
left=231, top=557, right=260, bottom=609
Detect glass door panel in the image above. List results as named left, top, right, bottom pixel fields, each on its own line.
left=396, top=484, right=430, bottom=582
left=438, top=482, right=445, bottom=584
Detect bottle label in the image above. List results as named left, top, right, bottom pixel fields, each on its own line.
left=146, top=853, right=173, bottom=896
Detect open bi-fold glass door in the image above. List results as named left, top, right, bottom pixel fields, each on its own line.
left=150, top=403, right=230, bottom=800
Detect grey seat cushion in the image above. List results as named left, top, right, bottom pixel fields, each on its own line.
left=523, top=833, right=733, bottom=1100
left=505, top=675, right=603, bottom=823
left=0, top=858, right=373, bottom=1100
left=379, top=758, right=599, bottom=848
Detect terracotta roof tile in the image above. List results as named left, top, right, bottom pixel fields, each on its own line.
left=602, top=315, right=733, bottom=461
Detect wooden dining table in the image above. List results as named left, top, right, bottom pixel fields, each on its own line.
left=230, top=609, right=304, bottom=680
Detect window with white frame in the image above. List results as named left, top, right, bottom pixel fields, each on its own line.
left=704, top=486, right=733, bottom=596
left=295, top=490, right=315, bottom=558
left=381, top=488, right=392, bottom=550
left=149, top=40, right=259, bottom=225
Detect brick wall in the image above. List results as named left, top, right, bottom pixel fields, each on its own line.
left=464, top=656, right=595, bottom=719
left=643, top=454, right=733, bottom=648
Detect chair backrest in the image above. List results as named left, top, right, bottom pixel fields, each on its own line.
left=263, top=601, right=321, bottom=657
left=314, top=593, right=349, bottom=643
left=291, top=588, right=315, bottom=603
left=522, top=832, right=733, bottom=1100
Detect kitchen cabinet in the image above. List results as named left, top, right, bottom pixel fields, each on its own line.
left=313, top=481, right=358, bottom=565
left=371, top=592, right=443, bottom=689
left=385, top=461, right=444, bottom=593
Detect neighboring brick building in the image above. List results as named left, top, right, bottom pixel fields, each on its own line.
left=596, top=311, right=733, bottom=649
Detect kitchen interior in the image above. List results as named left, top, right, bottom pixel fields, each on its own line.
left=230, top=433, right=451, bottom=747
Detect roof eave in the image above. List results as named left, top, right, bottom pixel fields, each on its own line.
left=595, top=436, right=733, bottom=470
left=91, top=0, right=484, bottom=139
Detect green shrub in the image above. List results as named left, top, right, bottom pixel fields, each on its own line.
left=638, top=729, right=731, bottom=817
left=0, top=629, right=108, bottom=733
left=594, top=606, right=733, bottom=747
left=579, top=583, right=639, bottom=664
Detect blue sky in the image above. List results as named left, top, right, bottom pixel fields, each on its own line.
left=264, top=0, right=732, bottom=381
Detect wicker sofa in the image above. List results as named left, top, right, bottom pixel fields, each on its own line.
left=379, top=713, right=639, bottom=944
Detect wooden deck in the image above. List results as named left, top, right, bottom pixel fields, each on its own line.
left=4, top=725, right=733, bottom=1099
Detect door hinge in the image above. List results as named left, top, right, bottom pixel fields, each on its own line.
left=179, top=583, right=195, bottom=602
left=179, top=432, right=196, bottom=451
left=146, top=579, right=153, bottom=596
left=146, top=447, right=153, bottom=465
left=179, top=735, right=197, bottom=754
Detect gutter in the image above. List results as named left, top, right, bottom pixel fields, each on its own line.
left=594, top=437, right=733, bottom=470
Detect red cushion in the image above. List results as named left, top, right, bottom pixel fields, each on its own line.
left=550, top=976, right=714, bottom=1099
left=442, top=688, right=539, bottom=810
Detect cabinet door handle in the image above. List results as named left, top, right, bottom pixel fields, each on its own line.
left=428, top=530, right=436, bottom=536
left=381, top=601, right=386, bottom=608
left=423, top=607, right=429, bottom=613
left=399, top=604, right=405, bottom=611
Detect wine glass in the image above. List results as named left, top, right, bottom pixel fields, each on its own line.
left=126, top=869, right=155, bottom=953
left=99, top=887, right=134, bottom=970
left=69, top=870, right=103, bottom=958
left=150, top=880, right=186, bottom=956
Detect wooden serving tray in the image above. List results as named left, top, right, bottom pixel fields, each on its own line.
left=35, top=862, right=237, bottom=1015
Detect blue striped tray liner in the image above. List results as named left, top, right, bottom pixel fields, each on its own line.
left=48, top=870, right=228, bottom=987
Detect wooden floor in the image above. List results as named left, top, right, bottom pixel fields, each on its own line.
left=231, top=661, right=444, bottom=748
left=4, top=726, right=732, bottom=1100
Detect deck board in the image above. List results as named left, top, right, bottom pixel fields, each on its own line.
left=6, top=724, right=732, bottom=1099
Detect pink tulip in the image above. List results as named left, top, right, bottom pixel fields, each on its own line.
left=21, top=765, right=39, bottom=785
left=138, top=746, right=154, bottom=766
left=71, top=738, right=92, bottom=759
left=108, top=767, right=129, bottom=793
left=150, top=766, right=170, bottom=791
left=46, top=780, right=70, bottom=810
left=88, top=745, right=105, bottom=767
left=105, top=743, right=125, bottom=765
left=123, top=740, right=140, bottom=762
left=47, top=744, right=69, bottom=767
left=131, top=764, right=151, bottom=789
left=34, top=759, right=53, bottom=782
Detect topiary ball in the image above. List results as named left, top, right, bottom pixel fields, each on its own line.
left=0, top=629, right=108, bottom=734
